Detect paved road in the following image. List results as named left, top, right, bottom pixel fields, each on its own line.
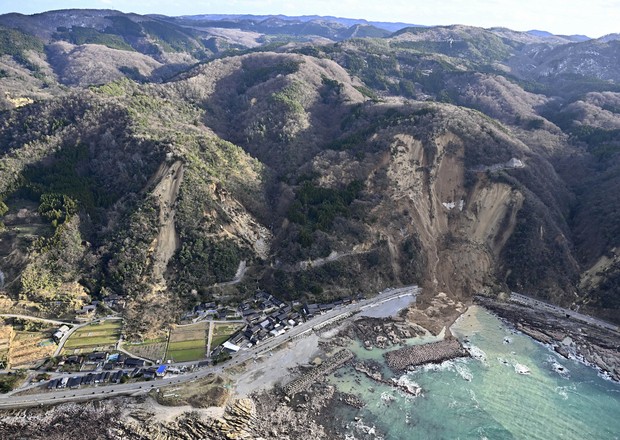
left=206, top=321, right=214, bottom=355
left=0, top=285, right=418, bottom=409
left=510, top=292, right=619, bottom=333
left=176, top=319, right=245, bottom=328
left=0, top=314, right=74, bottom=327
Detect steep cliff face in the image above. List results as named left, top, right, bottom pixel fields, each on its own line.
left=378, top=129, right=524, bottom=297
left=248, top=97, right=579, bottom=305
left=339, top=106, right=575, bottom=302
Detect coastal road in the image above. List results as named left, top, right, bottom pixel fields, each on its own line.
left=0, top=285, right=418, bottom=409
left=510, top=292, right=619, bottom=333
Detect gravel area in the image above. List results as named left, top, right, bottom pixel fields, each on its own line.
left=359, top=295, right=416, bottom=318
left=234, top=334, right=321, bottom=396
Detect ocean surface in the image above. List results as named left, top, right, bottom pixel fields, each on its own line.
left=328, top=306, right=620, bottom=440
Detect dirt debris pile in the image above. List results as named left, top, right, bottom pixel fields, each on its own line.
left=341, top=317, right=426, bottom=349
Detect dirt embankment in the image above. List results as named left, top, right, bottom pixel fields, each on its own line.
left=405, top=291, right=468, bottom=336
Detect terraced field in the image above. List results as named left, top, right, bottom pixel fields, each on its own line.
left=9, top=329, right=56, bottom=368
left=0, top=325, right=13, bottom=368
left=123, top=337, right=167, bottom=361
left=62, top=320, right=121, bottom=354
left=165, top=322, right=207, bottom=362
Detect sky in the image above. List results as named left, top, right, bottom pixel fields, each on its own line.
left=0, top=0, right=618, bottom=38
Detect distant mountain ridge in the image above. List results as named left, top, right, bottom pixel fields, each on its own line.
left=178, top=13, right=422, bottom=33
left=527, top=29, right=590, bottom=42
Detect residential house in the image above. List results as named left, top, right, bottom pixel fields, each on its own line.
left=155, top=365, right=167, bottom=377
left=124, top=357, right=146, bottom=368
left=222, top=341, right=241, bottom=353
left=86, top=352, right=108, bottom=363
left=67, top=376, right=81, bottom=389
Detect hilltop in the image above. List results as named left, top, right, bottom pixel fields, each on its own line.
left=0, top=9, right=618, bottom=336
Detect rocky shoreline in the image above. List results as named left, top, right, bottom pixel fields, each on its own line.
left=2, top=297, right=618, bottom=439
left=338, top=316, right=427, bottom=349
left=475, top=296, right=620, bottom=382
left=354, top=360, right=422, bottom=396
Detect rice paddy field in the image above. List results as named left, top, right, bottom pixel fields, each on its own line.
left=165, top=321, right=207, bottom=362
left=0, top=325, right=12, bottom=368
left=62, top=320, right=121, bottom=355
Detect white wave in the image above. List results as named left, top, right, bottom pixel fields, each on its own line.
left=394, top=374, right=423, bottom=397
left=455, top=363, right=473, bottom=381
left=469, top=388, right=480, bottom=407
left=556, top=386, right=569, bottom=400
left=478, top=426, right=490, bottom=440
left=348, top=419, right=385, bottom=439
left=497, top=357, right=511, bottom=367
left=465, top=344, right=488, bottom=364
left=380, top=391, right=395, bottom=404
left=514, top=363, right=531, bottom=375
left=419, top=359, right=455, bottom=372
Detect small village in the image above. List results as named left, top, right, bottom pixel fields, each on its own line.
left=208, top=291, right=356, bottom=357
left=1, top=289, right=359, bottom=393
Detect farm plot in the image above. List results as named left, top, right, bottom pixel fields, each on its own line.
left=62, top=320, right=121, bottom=354
left=123, top=337, right=167, bottom=361
left=166, top=322, right=207, bottom=362
left=210, top=323, right=244, bottom=349
left=0, top=325, right=13, bottom=368
left=9, top=330, right=56, bottom=368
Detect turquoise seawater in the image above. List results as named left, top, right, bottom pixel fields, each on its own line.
left=328, top=306, right=620, bottom=440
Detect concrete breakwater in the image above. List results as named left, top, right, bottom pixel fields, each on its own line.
left=384, top=338, right=469, bottom=371
left=354, top=361, right=422, bottom=396
left=283, top=349, right=354, bottom=396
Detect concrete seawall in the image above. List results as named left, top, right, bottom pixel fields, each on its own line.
left=283, top=349, right=354, bottom=396
left=384, top=339, right=469, bottom=371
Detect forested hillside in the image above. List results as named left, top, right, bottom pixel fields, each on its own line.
left=0, top=9, right=619, bottom=335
